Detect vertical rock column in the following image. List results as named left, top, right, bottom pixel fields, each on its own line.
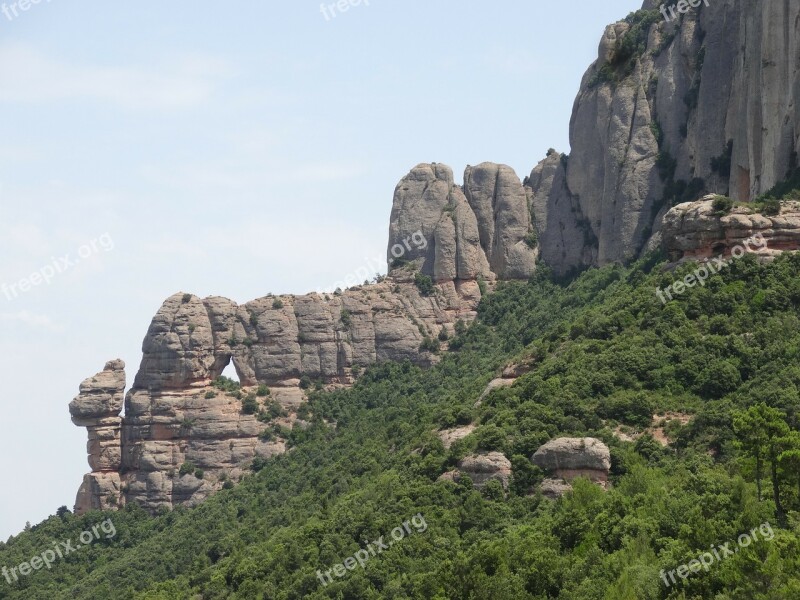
left=69, top=360, right=126, bottom=514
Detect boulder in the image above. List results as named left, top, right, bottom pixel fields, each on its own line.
left=532, top=437, right=611, bottom=483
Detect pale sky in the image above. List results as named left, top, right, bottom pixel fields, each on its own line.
left=0, top=0, right=642, bottom=540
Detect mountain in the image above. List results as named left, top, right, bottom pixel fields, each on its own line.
left=528, top=0, right=800, bottom=274
left=68, top=0, right=800, bottom=517
left=5, top=1, right=800, bottom=597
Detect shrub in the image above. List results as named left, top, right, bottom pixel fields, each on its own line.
left=222, top=480, right=234, bottom=490
left=762, top=198, right=781, bottom=216
left=598, top=391, right=654, bottom=427
left=420, top=337, right=440, bottom=353
left=256, top=384, right=270, bottom=397
left=523, top=231, right=538, bottom=249
left=712, top=195, right=734, bottom=214
left=266, top=400, right=287, bottom=419
left=212, top=377, right=241, bottom=393
left=414, top=272, right=435, bottom=296
left=656, top=151, right=677, bottom=182
left=242, top=393, right=259, bottom=415
left=179, top=462, right=195, bottom=477
left=243, top=337, right=254, bottom=348
left=205, top=391, right=217, bottom=400
left=251, top=457, right=268, bottom=472
left=296, top=403, right=311, bottom=420
left=194, top=469, right=204, bottom=480
left=438, top=328, right=449, bottom=342
left=272, top=298, right=284, bottom=309
left=710, top=140, right=733, bottom=178
left=299, top=375, right=312, bottom=390
left=454, top=319, right=467, bottom=336
left=477, top=276, right=488, bottom=296
left=182, top=293, right=192, bottom=304
left=340, top=309, right=352, bottom=328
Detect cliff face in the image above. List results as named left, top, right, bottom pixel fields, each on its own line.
left=528, top=0, right=800, bottom=275
left=71, top=162, right=537, bottom=514
left=70, top=1, right=800, bottom=513
left=662, top=197, right=800, bottom=261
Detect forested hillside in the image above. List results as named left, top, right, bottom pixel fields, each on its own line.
left=4, top=251, right=800, bottom=599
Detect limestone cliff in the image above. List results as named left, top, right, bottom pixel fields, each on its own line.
left=527, top=0, right=800, bottom=275
left=71, top=162, right=537, bottom=514
left=70, top=0, right=800, bottom=512
left=662, top=197, right=800, bottom=261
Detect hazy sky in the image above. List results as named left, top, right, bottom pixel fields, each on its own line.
left=0, top=0, right=642, bottom=540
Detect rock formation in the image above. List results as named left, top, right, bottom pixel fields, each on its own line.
left=69, top=360, right=125, bottom=513
left=527, top=0, right=800, bottom=275
left=388, top=163, right=537, bottom=282
left=71, top=0, right=800, bottom=513
left=72, top=162, right=537, bottom=514
left=438, top=452, right=512, bottom=490
left=662, top=197, right=800, bottom=261
left=532, top=437, right=611, bottom=485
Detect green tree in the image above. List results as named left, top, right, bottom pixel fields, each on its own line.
left=734, top=403, right=789, bottom=518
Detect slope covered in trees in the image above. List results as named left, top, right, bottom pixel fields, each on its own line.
left=4, top=252, right=800, bottom=599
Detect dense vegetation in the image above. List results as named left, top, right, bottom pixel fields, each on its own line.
left=4, top=252, right=800, bottom=599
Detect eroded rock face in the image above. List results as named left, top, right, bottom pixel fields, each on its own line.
left=389, top=163, right=537, bottom=282
left=70, top=360, right=125, bottom=512
left=463, top=163, right=538, bottom=279
left=661, top=197, right=800, bottom=261
left=532, top=437, right=611, bottom=484
left=439, top=452, right=512, bottom=490
left=74, top=161, right=541, bottom=513
left=527, top=0, right=800, bottom=275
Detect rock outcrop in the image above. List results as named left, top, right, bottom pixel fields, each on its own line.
left=71, top=0, right=800, bottom=514
left=69, top=360, right=126, bottom=513
left=662, top=197, right=800, bottom=261
left=527, top=0, right=800, bottom=275
left=532, top=437, right=611, bottom=484
left=72, top=162, right=537, bottom=514
left=388, top=163, right=537, bottom=282
left=439, top=452, right=512, bottom=490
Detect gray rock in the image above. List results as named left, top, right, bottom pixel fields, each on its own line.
left=528, top=0, right=800, bottom=275
left=532, top=437, right=611, bottom=476
left=464, top=163, right=537, bottom=279
left=455, top=452, right=512, bottom=489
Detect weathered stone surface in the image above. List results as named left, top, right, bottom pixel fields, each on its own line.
left=539, top=478, right=573, bottom=500
left=532, top=437, right=611, bottom=483
left=527, top=0, right=800, bottom=275
left=75, top=472, right=122, bottom=514
left=661, top=197, right=800, bottom=261
left=447, top=452, right=512, bottom=490
left=437, top=424, right=476, bottom=450
left=69, top=360, right=126, bottom=424
left=70, top=361, right=126, bottom=498
left=389, top=163, right=536, bottom=282
left=474, top=377, right=516, bottom=407
left=463, top=163, right=538, bottom=279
